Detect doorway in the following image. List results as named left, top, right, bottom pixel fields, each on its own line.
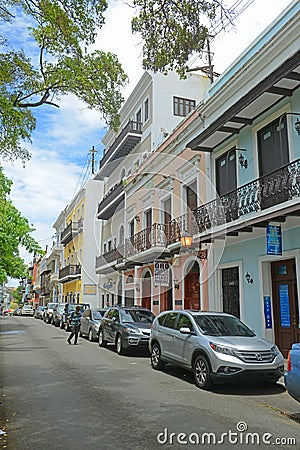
left=184, top=261, right=200, bottom=310
left=271, top=258, right=300, bottom=357
left=222, top=267, right=240, bottom=318
left=142, top=271, right=151, bottom=310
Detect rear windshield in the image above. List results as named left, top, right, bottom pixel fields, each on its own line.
left=93, top=311, right=104, bottom=320
left=194, top=315, right=255, bottom=337
left=68, top=304, right=89, bottom=312
left=121, top=309, right=155, bottom=323
left=48, top=303, right=58, bottom=309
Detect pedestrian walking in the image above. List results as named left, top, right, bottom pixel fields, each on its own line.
left=67, top=305, right=82, bottom=345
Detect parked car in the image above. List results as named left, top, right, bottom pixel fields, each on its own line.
left=80, top=308, right=106, bottom=341
left=284, top=343, right=300, bottom=403
left=34, top=305, right=46, bottom=319
left=98, top=306, right=155, bottom=355
left=43, top=302, right=59, bottom=323
left=21, top=304, right=34, bottom=316
left=149, top=310, right=284, bottom=390
left=63, top=303, right=91, bottom=331
left=12, top=308, right=22, bottom=316
left=51, top=303, right=67, bottom=327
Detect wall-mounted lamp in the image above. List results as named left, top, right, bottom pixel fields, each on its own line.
left=238, top=152, right=248, bottom=169
left=245, top=272, right=253, bottom=284
left=134, top=215, right=140, bottom=223
left=295, top=118, right=300, bottom=135
left=180, top=230, right=193, bottom=248
left=135, top=283, right=140, bottom=292
left=174, top=278, right=180, bottom=290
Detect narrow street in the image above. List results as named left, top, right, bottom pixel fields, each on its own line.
left=0, top=316, right=299, bottom=450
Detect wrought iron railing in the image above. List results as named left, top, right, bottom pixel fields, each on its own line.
left=100, top=120, right=142, bottom=168
left=124, top=223, right=168, bottom=258
left=95, top=248, right=122, bottom=269
left=97, top=180, right=124, bottom=216
left=99, top=158, right=300, bottom=262
left=172, top=158, right=300, bottom=239
left=61, top=222, right=78, bottom=244
left=58, top=264, right=81, bottom=279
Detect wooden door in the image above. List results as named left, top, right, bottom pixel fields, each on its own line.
left=271, top=259, right=300, bottom=357
left=184, top=262, right=200, bottom=310
left=142, top=272, right=151, bottom=310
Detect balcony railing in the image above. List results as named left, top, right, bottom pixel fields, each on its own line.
left=169, top=157, right=300, bottom=242
left=124, top=223, right=168, bottom=258
left=99, top=158, right=300, bottom=266
left=100, top=120, right=142, bottom=168
left=60, top=222, right=78, bottom=245
left=58, top=264, right=81, bottom=280
left=96, top=248, right=122, bottom=269
left=97, top=180, right=124, bottom=220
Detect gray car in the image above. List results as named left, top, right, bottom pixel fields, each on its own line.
left=80, top=308, right=106, bottom=341
left=98, top=306, right=155, bottom=355
left=149, top=310, right=284, bottom=390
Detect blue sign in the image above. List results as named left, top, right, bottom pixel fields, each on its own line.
left=263, top=296, right=273, bottom=329
left=279, top=284, right=290, bottom=328
left=266, top=225, right=282, bottom=255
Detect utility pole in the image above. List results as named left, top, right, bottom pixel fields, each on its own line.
left=90, top=145, right=97, bottom=175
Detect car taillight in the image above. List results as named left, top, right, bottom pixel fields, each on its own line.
left=287, top=351, right=291, bottom=371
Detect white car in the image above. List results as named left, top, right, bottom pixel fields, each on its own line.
left=21, top=305, right=34, bottom=316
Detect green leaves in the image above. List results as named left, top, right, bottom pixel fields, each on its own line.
left=0, top=0, right=128, bottom=160
left=132, top=0, right=229, bottom=77
left=0, top=166, right=43, bottom=283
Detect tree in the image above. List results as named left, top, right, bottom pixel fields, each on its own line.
left=0, top=0, right=128, bottom=161
left=0, top=166, right=43, bottom=283
left=132, top=0, right=232, bottom=77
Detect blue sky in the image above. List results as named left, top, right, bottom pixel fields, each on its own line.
left=2, top=0, right=294, bottom=265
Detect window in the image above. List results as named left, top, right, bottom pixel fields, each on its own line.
left=103, top=243, right=107, bottom=254
left=173, top=97, right=196, bottom=117
left=144, top=98, right=149, bottom=122
left=163, top=312, right=178, bottom=329
left=177, top=314, right=193, bottom=331
left=136, top=108, right=142, bottom=123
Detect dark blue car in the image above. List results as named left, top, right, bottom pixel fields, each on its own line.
left=284, top=343, right=300, bottom=403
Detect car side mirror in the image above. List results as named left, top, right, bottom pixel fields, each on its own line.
left=179, top=327, right=193, bottom=335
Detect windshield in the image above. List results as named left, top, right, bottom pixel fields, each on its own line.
left=121, top=309, right=155, bottom=323
left=93, top=311, right=103, bottom=320
left=194, top=315, right=255, bottom=337
left=48, top=303, right=58, bottom=309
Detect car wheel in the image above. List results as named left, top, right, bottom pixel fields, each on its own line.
left=88, top=329, right=94, bottom=342
left=193, top=355, right=213, bottom=390
left=98, top=329, right=107, bottom=347
left=151, top=343, right=165, bottom=370
left=116, top=334, right=126, bottom=355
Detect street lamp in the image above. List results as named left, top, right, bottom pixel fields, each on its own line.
left=180, top=230, right=193, bottom=248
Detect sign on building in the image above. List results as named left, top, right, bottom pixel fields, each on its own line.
left=83, top=284, right=97, bottom=295
left=266, top=224, right=282, bottom=256
left=154, top=260, right=170, bottom=286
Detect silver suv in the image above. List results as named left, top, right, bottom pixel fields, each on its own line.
left=149, top=310, right=284, bottom=390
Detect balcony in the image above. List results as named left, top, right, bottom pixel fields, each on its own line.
left=60, top=222, right=78, bottom=245
left=119, top=224, right=170, bottom=267
left=97, top=180, right=125, bottom=220
left=169, top=157, right=300, bottom=244
left=58, top=265, right=81, bottom=283
left=96, top=120, right=142, bottom=179
left=95, top=248, right=122, bottom=274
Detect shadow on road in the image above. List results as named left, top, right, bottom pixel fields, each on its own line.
left=161, top=363, right=287, bottom=396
